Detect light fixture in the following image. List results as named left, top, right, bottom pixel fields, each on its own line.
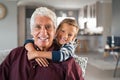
left=0, top=3, right=7, bottom=20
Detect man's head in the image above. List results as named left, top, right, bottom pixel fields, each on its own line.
left=30, top=7, right=57, bottom=50
left=56, top=18, right=79, bottom=45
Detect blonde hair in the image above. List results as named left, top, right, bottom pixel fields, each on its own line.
left=30, top=7, right=57, bottom=31
left=57, top=18, right=79, bottom=35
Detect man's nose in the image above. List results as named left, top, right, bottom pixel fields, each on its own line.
left=39, top=27, right=47, bottom=37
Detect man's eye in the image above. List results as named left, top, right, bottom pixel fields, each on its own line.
left=45, top=25, right=51, bottom=29
left=35, top=25, right=41, bottom=29
left=61, top=30, right=65, bottom=33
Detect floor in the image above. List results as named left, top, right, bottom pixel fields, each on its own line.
left=76, top=51, right=120, bottom=80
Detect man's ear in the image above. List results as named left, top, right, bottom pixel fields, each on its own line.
left=31, top=32, right=33, bottom=36
left=31, top=31, right=35, bottom=37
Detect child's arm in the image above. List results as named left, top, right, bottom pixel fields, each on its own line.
left=24, top=39, right=76, bottom=62
left=24, top=39, right=37, bottom=60
left=26, top=43, right=76, bottom=62
left=52, top=41, right=76, bottom=62
left=25, top=42, right=53, bottom=60
left=25, top=42, right=38, bottom=60
left=24, top=39, right=52, bottom=60
left=24, top=39, right=51, bottom=67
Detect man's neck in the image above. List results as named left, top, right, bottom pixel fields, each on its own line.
left=40, top=47, right=47, bottom=51
left=34, top=45, right=52, bottom=51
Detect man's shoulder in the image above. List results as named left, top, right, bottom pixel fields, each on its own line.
left=60, top=57, right=82, bottom=72
left=0, top=46, right=26, bottom=65
left=61, top=57, right=75, bottom=65
left=11, top=46, right=25, bottom=52
left=9, top=46, right=26, bottom=56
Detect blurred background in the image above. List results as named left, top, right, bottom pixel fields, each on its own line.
left=0, top=0, right=120, bottom=80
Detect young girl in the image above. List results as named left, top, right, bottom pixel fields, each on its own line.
left=24, top=18, right=79, bottom=64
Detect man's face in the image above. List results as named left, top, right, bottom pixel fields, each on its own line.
left=56, top=23, right=77, bottom=45
left=31, top=15, right=55, bottom=50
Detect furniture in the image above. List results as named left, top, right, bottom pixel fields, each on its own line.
left=74, top=56, right=88, bottom=77
left=0, top=49, right=11, bottom=63
left=76, top=39, right=88, bottom=53
left=105, top=47, right=120, bottom=77
left=104, top=36, right=120, bottom=77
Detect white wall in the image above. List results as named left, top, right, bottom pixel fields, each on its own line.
left=100, top=2, right=112, bottom=48
left=77, top=2, right=112, bottom=52
left=0, top=1, right=18, bottom=50
left=112, top=0, right=120, bottom=36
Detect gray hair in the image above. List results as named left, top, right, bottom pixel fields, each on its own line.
left=30, top=7, right=57, bottom=31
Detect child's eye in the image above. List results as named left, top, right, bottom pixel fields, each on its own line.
left=68, top=34, right=72, bottom=37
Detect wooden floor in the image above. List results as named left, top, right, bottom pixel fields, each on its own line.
left=85, top=64, right=120, bottom=80
left=76, top=51, right=120, bottom=80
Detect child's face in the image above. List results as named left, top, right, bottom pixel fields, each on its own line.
left=56, top=23, right=78, bottom=45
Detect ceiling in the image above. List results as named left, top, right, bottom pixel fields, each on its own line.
left=17, top=0, right=112, bottom=9
left=11, top=0, right=110, bottom=9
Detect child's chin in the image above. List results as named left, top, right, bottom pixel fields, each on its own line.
left=59, top=42, right=65, bottom=45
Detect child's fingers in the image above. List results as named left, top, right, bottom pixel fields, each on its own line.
left=35, top=58, right=49, bottom=67
left=35, top=58, right=42, bottom=66
left=42, top=58, right=49, bottom=65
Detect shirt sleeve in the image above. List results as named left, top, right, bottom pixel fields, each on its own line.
left=24, top=39, right=34, bottom=46
left=52, top=41, right=76, bottom=62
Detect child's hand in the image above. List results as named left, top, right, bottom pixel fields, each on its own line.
left=35, top=58, right=49, bottom=67
left=27, top=51, right=49, bottom=67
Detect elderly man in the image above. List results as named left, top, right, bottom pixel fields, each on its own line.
left=0, top=7, right=84, bottom=80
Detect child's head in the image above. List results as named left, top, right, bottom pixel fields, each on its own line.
left=56, top=18, right=79, bottom=45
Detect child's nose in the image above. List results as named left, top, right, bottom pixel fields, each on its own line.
left=63, top=33, right=68, bottom=40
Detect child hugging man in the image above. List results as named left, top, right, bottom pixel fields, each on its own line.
left=24, top=18, right=79, bottom=66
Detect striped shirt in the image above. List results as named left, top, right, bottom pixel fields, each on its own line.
left=52, top=40, right=77, bottom=62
